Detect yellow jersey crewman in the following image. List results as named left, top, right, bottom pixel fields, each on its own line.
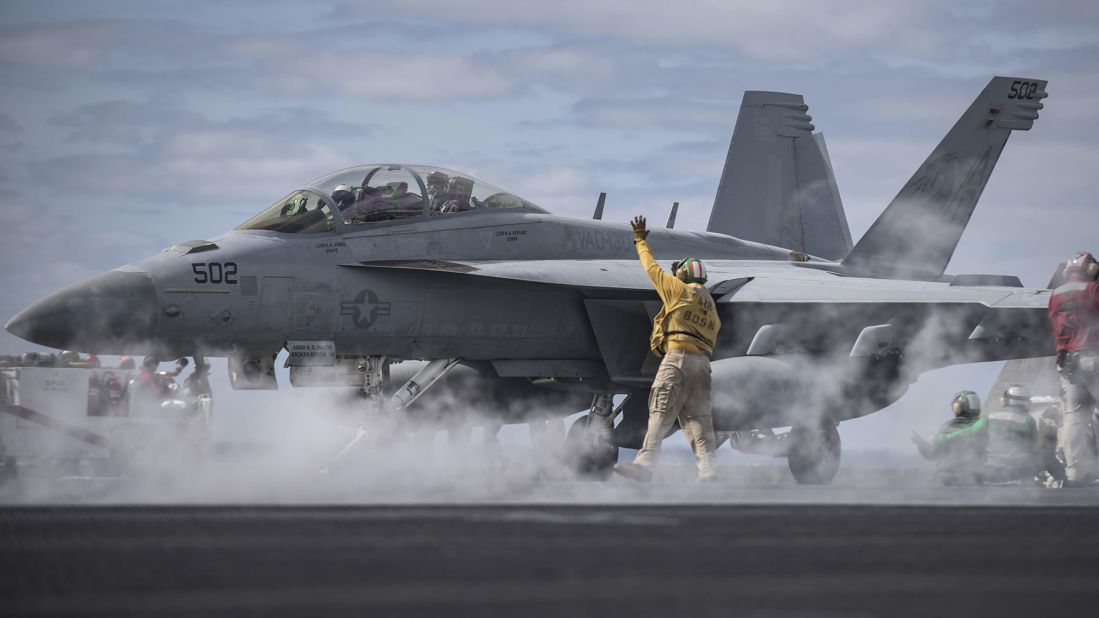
left=615, top=215, right=722, bottom=482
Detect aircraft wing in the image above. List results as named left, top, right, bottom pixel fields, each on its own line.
left=725, top=276, right=1048, bottom=308
left=351, top=257, right=1052, bottom=370
left=348, top=259, right=1050, bottom=309
left=348, top=259, right=851, bottom=292
left=349, top=259, right=660, bottom=290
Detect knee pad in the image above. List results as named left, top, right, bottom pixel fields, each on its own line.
left=1063, top=385, right=1095, bottom=414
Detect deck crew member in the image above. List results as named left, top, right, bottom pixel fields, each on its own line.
left=983, top=385, right=1041, bottom=483
left=912, top=390, right=987, bottom=486
left=1048, top=251, right=1099, bottom=486
left=614, top=216, right=721, bottom=482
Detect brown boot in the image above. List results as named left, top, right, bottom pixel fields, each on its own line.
left=613, top=463, right=654, bottom=483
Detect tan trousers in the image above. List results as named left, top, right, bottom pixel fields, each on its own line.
left=1059, top=351, right=1099, bottom=483
left=632, top=349, right=717, bottom=477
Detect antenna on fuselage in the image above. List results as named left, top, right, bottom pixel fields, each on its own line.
left=666, top=202, right=679, bottom=229
left=592, top=192, right=606, bottom=220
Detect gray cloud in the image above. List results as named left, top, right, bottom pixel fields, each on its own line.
left=343, top=0, right=938, bottom=60
left=571, top=97, right=736, bottom=130
left=49, top=99, right=208, bottom=144
left=0, top=113, right=19, bottom=133
left=0, top=21, right=119, bottom=70
left=37, top=99, right=374, bottom=202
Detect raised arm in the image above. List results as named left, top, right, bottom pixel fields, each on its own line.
left=631, top=215, right=687, bottom=304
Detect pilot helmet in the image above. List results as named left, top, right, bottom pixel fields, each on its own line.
left=58, top=350, right=80, bottom=365
left=331, top=184, right=355, bottom=207
left=142, top=356, right=159, bottom=370
left=118, top=356, right=135, bottom=369
left=671, top=258, right=708, bottom=284
left=951, top=390, right=981, bottom=417
left=426, top=171, right=449, bottom=193
left=1064, top=251, right=1099, bottom=281
left=447, top=177, right=474, bottom=202
left=1002, top=384, right=1031, bottom=408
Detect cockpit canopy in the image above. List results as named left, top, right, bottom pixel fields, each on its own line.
left=237, top=164, right=545, bottom=234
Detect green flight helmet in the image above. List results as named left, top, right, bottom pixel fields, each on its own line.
left=951, top=390, right=981, bottom=417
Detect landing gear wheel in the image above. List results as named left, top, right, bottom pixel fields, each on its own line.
left=787, top=423, right=841, bottom=485
left=0, top=456, right=18, bottom=485
left=564, top=415, right=619, bottom=481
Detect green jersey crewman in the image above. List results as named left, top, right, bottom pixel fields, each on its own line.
left=983, top=384, right=1043, bottom=484
left=912, top=390, right=987, bottom=486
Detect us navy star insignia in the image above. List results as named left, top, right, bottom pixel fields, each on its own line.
left=340, top=289, right=392, bottom=329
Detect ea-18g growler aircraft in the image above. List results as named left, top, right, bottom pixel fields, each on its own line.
left=6, top=76, right=1054, bottom=483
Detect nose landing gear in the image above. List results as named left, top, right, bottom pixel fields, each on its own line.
left=563, top=392, right=621, bottom=480
left=323, top=356, right=462, bottom=472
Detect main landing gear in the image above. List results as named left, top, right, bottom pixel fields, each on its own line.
left=726, top=421, right=842, bottom=485
left=786, top=423, right=842, bottom=485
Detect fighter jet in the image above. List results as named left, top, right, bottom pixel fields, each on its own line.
left=6, top=76, right=1053, bottom=483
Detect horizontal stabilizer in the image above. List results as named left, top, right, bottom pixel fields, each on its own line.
left=708, top=91, right=852, bottom=260
left=843, top=76, right=1048, bottom=280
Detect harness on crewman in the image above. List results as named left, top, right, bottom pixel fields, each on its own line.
left=663, top=330, right=714, bottom=346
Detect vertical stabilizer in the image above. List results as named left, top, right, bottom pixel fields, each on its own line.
left=987, top=357, right=1060, bottom=405
left=843, top=76, right=1047, bottom=279
left=708, top=91, right=852, bottom=260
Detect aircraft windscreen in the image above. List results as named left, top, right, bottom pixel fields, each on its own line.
left=236, top=190, right=335, bottom=234
left=322, top=166, right=427, bottom=226
left=310, top=165, right=544, bottom=226
left=240, top=165, right=545, bottom=233
left=418, top=166, right=542, bottom=216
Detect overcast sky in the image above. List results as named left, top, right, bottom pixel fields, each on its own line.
left=1, top=1, right=1096, bottom=451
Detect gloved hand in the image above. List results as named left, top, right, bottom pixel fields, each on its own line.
left=911, top=431, right=932, bottom=458
left=631, top=215, right=648, bottom=242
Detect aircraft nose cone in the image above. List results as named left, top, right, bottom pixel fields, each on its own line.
left=5, top=271, right=160, bottom=353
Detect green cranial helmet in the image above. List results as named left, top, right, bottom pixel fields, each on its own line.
left=671, top=257, right=708, bottom=284
left=951, top=390, right=981, bottom=417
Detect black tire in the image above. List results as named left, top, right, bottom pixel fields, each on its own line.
left=564, top=415, right=619, bottom=481
left=787, top=423, right=841, bottom=485
left=0, top=456, right=18, bottom=485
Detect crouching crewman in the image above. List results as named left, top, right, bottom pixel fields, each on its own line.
left=913, top=390, right=987, bottom=486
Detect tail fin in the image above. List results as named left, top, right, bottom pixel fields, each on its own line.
left=987, top=357, right=1060, bottom=405
left=842, top=76, right=1048, bottom=279
left=707, top=91, right=852, bottom=260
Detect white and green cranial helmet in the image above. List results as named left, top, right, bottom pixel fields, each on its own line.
left=951, top=390, right=981, bottom=417
left=1003, top=384, right=1031, bottom=406
left=672, top=258, right=707, bottom=284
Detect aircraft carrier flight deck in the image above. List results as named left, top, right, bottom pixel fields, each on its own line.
left=4, top=467, right=1099, bottom=617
